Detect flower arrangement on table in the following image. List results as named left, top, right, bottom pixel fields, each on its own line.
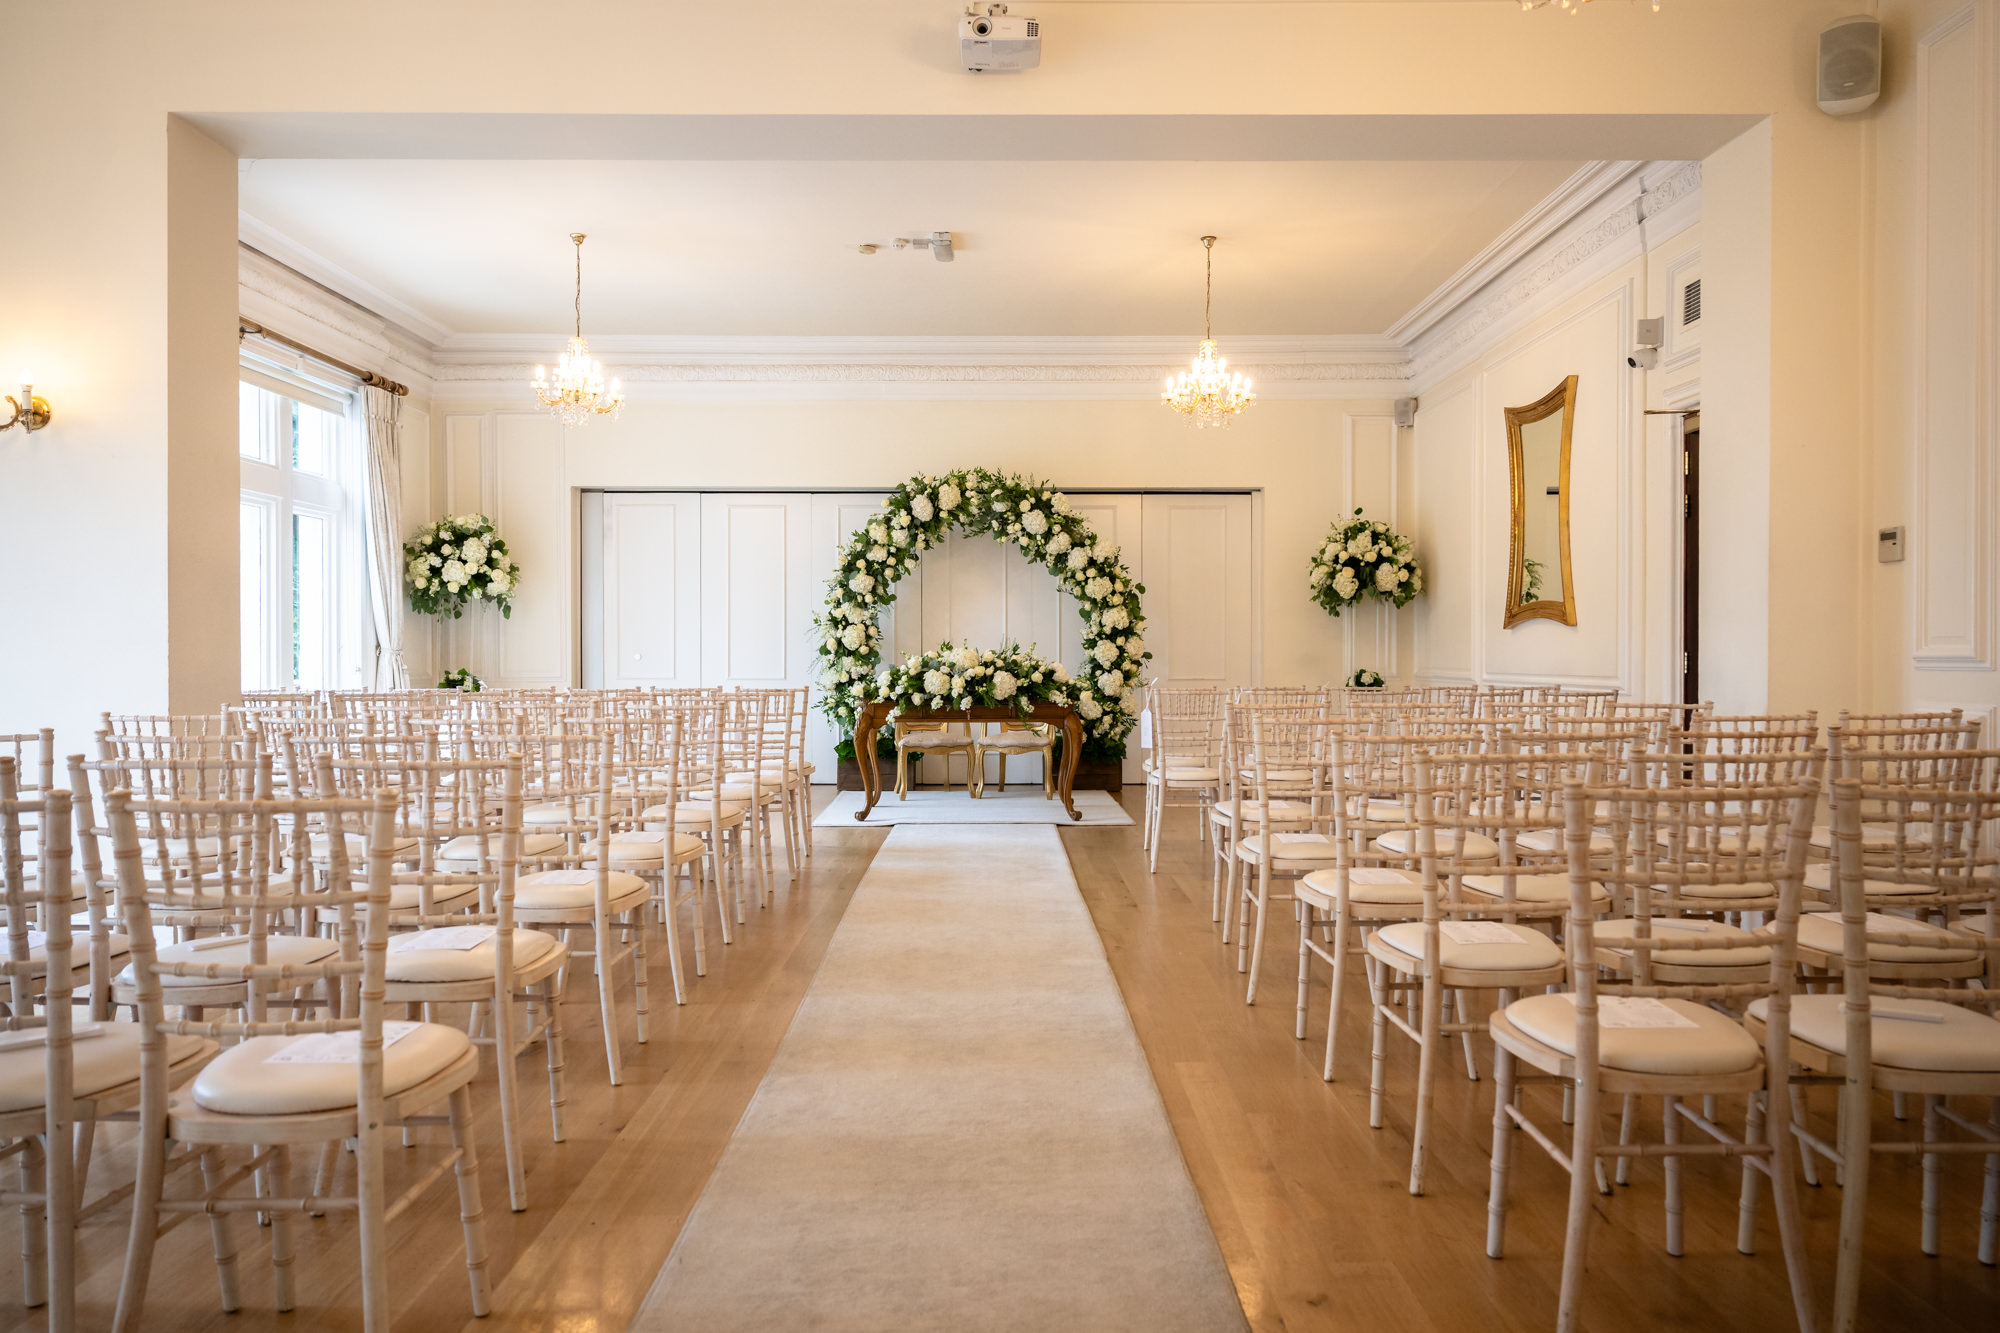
left=872, top=642, right=1074, bottom=716
left=405, top=514, right=521, bottom=620
left=437, top=668, right=483, bottom=692
left=1347, top=668, right=1385, bottom=689
left=1309, top=508, right=1423, bottom=618
left=814, top=468, right=1150, bottom=764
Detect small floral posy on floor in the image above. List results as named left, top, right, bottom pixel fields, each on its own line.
left=405, top=514, right=521, bottom=620
left=1347, top=668, right=1385, bottom=688
left=437, top=668, right=483, bottom=692
left=1309, top=508, right=1423, bottom=619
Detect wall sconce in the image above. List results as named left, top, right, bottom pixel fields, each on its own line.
left=3, top=372, right=51, bottom=434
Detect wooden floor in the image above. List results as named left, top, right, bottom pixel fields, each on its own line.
left=3, top=788, right=1996, bottom=1331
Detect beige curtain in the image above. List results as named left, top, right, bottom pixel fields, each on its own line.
left=359, top=385, right=408, bottom=689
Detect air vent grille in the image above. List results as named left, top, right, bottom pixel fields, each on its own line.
left=1683, top=277, right=1702, bottom=325
left=1025, top=19, right=1038, bottom=35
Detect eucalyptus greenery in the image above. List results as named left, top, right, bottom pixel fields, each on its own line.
left=814, top=468, right=1149, bottom=763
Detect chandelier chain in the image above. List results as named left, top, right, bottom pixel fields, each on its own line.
left=531, top=231, right=624, bottom=426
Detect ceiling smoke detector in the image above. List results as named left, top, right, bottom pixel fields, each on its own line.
left=857, top=232, right=956, bottom=262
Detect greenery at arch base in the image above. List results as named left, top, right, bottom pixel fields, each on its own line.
left=815, top=468, right=1151, bottom=766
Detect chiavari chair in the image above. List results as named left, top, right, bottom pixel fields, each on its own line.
left=1486, top=758, right=1823, bottom=1333
left=1750, top=770, right=2000, bottom=1330
left=1209, top=700, right=1326, bottom=934
left=107, top=782, right=491, bottom=1332
left=640, top=695, right=744, bottom=969
left=1232, top=711, right=1344, bottom=1003
left=1143, top=685, right=1226, bottom=873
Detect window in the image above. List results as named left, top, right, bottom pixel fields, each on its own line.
left=238, top=381, right=370, bottom=690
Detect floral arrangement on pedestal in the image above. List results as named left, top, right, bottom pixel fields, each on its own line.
left=1347, top=668, right=1385, bottom=689
left=437, top=668, right=483, bottom=692
left=814, top=468, right=1149, bottom=763
left=405, top=514, right=521, bottom=620
left=1309, top=508, right=1423, bottom=618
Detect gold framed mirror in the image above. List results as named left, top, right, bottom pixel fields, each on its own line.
left=1504, top=375, right=1578, bottom=628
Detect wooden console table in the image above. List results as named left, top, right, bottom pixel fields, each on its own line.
left=850, top=700, right=1086, bottom=821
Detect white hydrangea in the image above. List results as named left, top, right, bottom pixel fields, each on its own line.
left=1084, top=576, right=1112, bottom=601
left=1333, top=567, right=1360, bottom=601
left=1309, top=566, right=1330, bottom=588
left=1124, top=636, right=1145, bottom=659
left=1374, top=563, right=1400, bottom=594
left=992, top=671, right=1018, bottom=701
left=841, top=624, right=866, bottom=650
left=1022, top=509, right=1048, bottom=536
left=1047, top=532, right=1071, bottom=556
left=489, top=570, right=512, bottom=595
left=868, top=522, right=888, bottom=543
left=1094, top=538, right=1116, bottom=560
left=442, top=559, right=468, bottom=586
left=849, top=572, right=875, bottom=595
left=869, top=544, right=887, bottom=561
left=1098, top=669, right=1124, bottom=694
left=1052, top=662, right=1071, bottom=684
left=461, top=538, right=487, bottom=567
left=1346, top=532, right=1374, bottom=558
left=937, top=483, right=961, bottom=512
left=910, top=494, right=935, bottom=522
left=1067, top=548, right=1089, bottom=571
left=1076, top=696, right=1103, bottom=721
left=1092, top=640, right=1119, bottom=667
left=1102, top=606, right=1130, bottom=630
left=924, top=669, right=949, bottom=695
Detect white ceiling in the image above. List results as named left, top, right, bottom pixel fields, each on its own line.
left=238, top=158, right=1583, bottom=340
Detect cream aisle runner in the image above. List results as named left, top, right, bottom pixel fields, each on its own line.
left=630, top=824, right=1247, bottom=1332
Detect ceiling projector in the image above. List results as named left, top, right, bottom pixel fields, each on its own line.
left=961, top=3, right=1039, bottom=72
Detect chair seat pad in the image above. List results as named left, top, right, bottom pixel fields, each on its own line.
left=384, top=881, right=482, bottom=912
left=438, top=832, right=567, bottom=864
left=1675, top=880, right=1781, bottom=902
left=1802, top=863, right=1938, bottom=899
left=384, top=927, right=561, bottom=983
left=721, top=770, right=791, bottom=788
left=0, top=1024, right=209, bottom=1114
left=1948, top=911, right=1993, bottom=939
left=979, top=733, right=1054, bottom=751
left=1594, top=918, right=1770, bottom=968
left=641, top=800, right=747, bottom=825
left=1348, top=798, right=1409, bottom=823
left=118, top=933, right=342, bottom=989
left=899, top=732, right=972, bottom=750
left=515, top=868, right=650, bottom=910
left=522, top=802, right=578, bottom=826
left=1505, top=992, right=1761, bottom=1076
left=1796, top=910, right=1980, bottom=963
left=309, top=832, right=421, bottom=860
left=583, top=830, right=701, bottom=865
left=1299, top=867, right=1426, bottom=907
left=1211, top=799, right=1314, bottom=825
left=1372, top=827, right=1500, bottom=863
left=1240, top=767, right=1315, bottom=785
left=16, top=934, right=132, bottom=975
left=1236, top=832, right=1342, bottom=865
left=685, top=784, right=779, bottom=804
left=1752, top=994, right=2000, bottom=1073
left=1462, top=872, right=1608, bottom=908
left=191, top=1023, right=473, bottom=1115
left=140, top=835, right=223, bottom=862
left=1515, top=828, right=1615, bottom=856
left=1375, top=920, right=1563, bottom=972
left=1155, top=767, right=1221, bottom=785
left=1143, top=754, right=1206, bottom=773
left=1808, top=821, right=1934, bottom=851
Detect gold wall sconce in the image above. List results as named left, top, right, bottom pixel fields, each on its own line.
left=2, top=373, right=51, bottom=434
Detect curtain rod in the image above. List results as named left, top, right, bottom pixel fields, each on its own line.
left=238, top=319, right=410, bottom=397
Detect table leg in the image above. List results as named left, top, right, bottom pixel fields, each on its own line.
left=1060, top=712, right=1084, bottom=821
left=854, top=708, right=883, bottom=821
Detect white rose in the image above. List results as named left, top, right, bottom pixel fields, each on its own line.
left=992, top=671, right=1018, bottom=700
left=930, top=695, right=945, bottom=709
left=1333, top=568, right=1360, bottom=601
left=1092, top=640, right=1119, bottom=668
left=1398, top=568, right=1410, bottom=583
left=489, top=570, right=512, bottom=594
left=937, top=483, right=961, bottom=512
left=911, top=494, right=935, bottom=522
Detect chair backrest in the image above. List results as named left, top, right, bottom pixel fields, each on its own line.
left=1, top=729, right=55, bottom=797
left=2, top=757, right=75, bottom=1028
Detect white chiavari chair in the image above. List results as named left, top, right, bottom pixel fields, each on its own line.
left=1486, top=758, right=1823, bottom=1333
left=1232, top=711, right=1343, bottom=1003
left=1209, top=701, right=1323, bottom=935
left=1143, top=685, right=1225, bottom=873
left=107, top=783, right=491, bottom=1332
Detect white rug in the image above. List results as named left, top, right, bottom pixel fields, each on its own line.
left=629, top=825, right=1246, bottom=1333
left=812, top=787, right=1133, bottom=827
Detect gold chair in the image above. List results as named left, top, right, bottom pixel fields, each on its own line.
left=893, top=719, right=975, bottom=799
left=972, top=719, right=1056, bottom=798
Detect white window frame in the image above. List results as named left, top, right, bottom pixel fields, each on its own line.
left=238, top=378, right=373, bottom=691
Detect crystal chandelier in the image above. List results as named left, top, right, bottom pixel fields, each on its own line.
left=1520, top=0, right=1661, bottom=12
left=532, top=233, right=624, bottom=426
left=1163, top=236, right=1255, bottom=428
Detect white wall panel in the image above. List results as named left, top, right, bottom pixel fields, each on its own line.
left=491, top=413, right=568, bottom=685
left=1411, top=385, right=1476, bottom=683
left=699, top=494, right=813, bottom=687
left=1141, top=494, right=1254, bottom=694
left=603, top=493, right=701, bottom=687
left=1914, top=7, right=1993, bottom=669
left=1344, top=413, right=1400, bottom=682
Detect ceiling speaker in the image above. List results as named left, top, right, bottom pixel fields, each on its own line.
left=1818, top=15, right=1882, bottom=116
left=1394, top=398, right=1418, bottom=429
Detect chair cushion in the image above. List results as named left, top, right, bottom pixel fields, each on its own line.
left=721, top=770, right=791, bottom=788
left=979, top=733, right=1054, bottom=751
left=308, top=832, right=421, bottom=860
left=1795, top=910, right=1980, bottom=964
left=118, top=933, right=342, bottom=989
left=384, top=926, right=561, bottom=983
left=1515, top=828, right=1616, bottom=856
left=0, top=1023, right=209, bottom=1114
left=1461, top=872, right=1609, bottom=908
left=384, top=881, right=482, bottom=912
left=583, top=830, right=701, bottom=865
left=685, top=784, right=780, bottom=804
left=515, top=868, right=650, bottom=910
left=898, top=732, right=971, bottom=750
left=1348, top=798, right=1409, bottom=823
left=1372, top=828, right=1501, bottom=863
left=1236, top=833, right=1341, bottom=865
left=1211, top=799, right=1313, bottom=825
left=522, top=802, right=578, bottom=826
left=1594, top=918, right=1770, bottom=968
left=1673, top=880, right=1782, bottom=902
left=190, top=1022, right=473, bottom=1115
left=1144, top=754, right=1206, bottom=773
left=1948, top=911, right=1993, bottom=939
left=641, top=800, right=747, bottom=825
left=1752, top=994, right=2000, bottom=1073
left=1505, top=992, right=1761, bottom=1076
left=12, top=933, right=132, bottom=976
left=1240, top=767, right=1315, bottom=785
left=1808, top=821, right=1935, bottom=851
left=140, top=835, right=223, bottom=862
left=437, top=832, right=567, bottom=865
left=1154, top=766, right=1221, bottom=785
left=1375, top=920, right=1564, bottom=972
left=1299, top=867, right=1426, bottom=907
left=1802, top=863, right=1940, bottom=899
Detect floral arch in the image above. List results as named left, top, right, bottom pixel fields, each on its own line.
left=815, top=468, right=1151, bottom=761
